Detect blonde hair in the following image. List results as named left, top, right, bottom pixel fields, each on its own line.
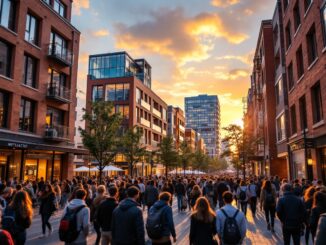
left=192, top=197, right=216, bottom=223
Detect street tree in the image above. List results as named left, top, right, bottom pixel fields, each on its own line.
left=159, top=136, right=178, bottom=178
left=79, top=100, right=122, bottom=183
left=178, top=141, right=193, bottom=176
left=208, top=157, right=229, bottom=172
left=192, top=150, right=209, bottom=172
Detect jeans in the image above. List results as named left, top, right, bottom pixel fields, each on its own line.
left=94, top=221, right=101, bottom=245
left=264, top=206, right=275, bottom=228
left=177, top=195, right=183, bottom=211
left=249, top=196, right=257, bottom=215
left=282, top=227, right=301, bottom=245
left=240, top=202, right=248, bottom=216
left=101, top=231, right=112, bottom=245
left=41, top=213, right=52, bottom=235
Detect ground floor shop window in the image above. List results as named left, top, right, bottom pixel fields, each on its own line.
left=24, top=159, right=37, bottom=181
left=292, top=150, right=306, bottom=180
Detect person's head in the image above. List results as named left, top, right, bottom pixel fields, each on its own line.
left=223, top=191, right=233, bottom=204
left=193, top=197, right=215, bottom=223
left=262, top=180, right=272, bottom=192
left=9, top=191, right=33, bottom=219
left=44, top=183, right=54, bottom=193
left=75, top=189, right=87, bottom=200
left=108, top=186, right=118, bottom=198
left=240, top=180, right=246, bottom=186
left=127, top=186, right=140, bottom=200
left=283, top=183, right=293, bottom=193
left=1, top=187, right=13, bottom=198
left=97, top=185, right=106, bottom=195
left=304, top=186, right=316, bottom=202
left=313, top=191, right=326, bottom=209
left=193, top=185, right=201, bottom=193
left=159, top=192, right=171, bottom=204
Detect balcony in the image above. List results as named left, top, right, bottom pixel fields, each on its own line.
left=140, top=136, right=146, bottom=145
left=44, top=124, right=69, bottom=141
left=153, top=108, right=161, bottom=118
left=140, top=99, right=151, bottom=111
left=48, top=43, right=72, bottom=66
left=140, top=117, right=151, bottom=128
left=179, top=124, right=185, bottom=132
left=162, top=129, right=167, bottom=136
left=152, top=140, right=159, bottom=148
left=152, top=124, right=162, bottom=133
left=46, top=82, right=71, bottom=103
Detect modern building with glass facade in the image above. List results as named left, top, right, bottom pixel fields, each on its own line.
left=0, top=0, right=85, bottom=182
left=185, top=95, right=220, bottom=158
left=86, top=52, right=167, bottom=175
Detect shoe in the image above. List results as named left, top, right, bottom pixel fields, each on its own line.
left=267, top=223, right=271, bottom=230
left=39, top=234, right=46, bottom=239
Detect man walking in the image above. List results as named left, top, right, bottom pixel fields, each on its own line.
left=144, top=180, right=159, bottom=213
left=175, top=179, right=186, bottom=212
left=111, top=186, right=145, bottom=245
left=276, top=184, right=306, bottom=245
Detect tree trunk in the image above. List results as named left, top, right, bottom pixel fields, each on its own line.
left=129, top=162, right=133, bottom=177
left=99, top=162, right=103, bottom=184
left=183, top=161, right=186, bottom=177
left=165, top=163, right=168, bottom=178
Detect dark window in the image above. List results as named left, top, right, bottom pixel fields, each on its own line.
left=296, top=46, right=304, bottom=79
left=0, top=39, right=12, bottom=77
left=275, top=79, right=283, bottom=105
left=273, top=24, right=279, bottom=47
left=19, top=98, right=35, bottom=132
left=304, top=0, right=312, bottom=13
left=92, top=85, right=103, bottom=101
left=287, top=62, right=294, bottom=90
left=0, top=90, right=9, bottom=128
left=53, top=0, right=66, bottom=18
left=322, top=3, right=326, bottom=46
left=293, top=1, right=301, bottom=32
left=48, top=68, right=67, bottom=95
left=290, top=105, right=297, bottom=135
left=50, top=31, right=68, bottom=60
left=0, top=0, right=16, bottom=31
left=22, top=55, right=37, bottom=88
left=311, top=81, right=323, bottom=124
left=283, top=0, right=289, bottom=10
left=46, top=107, right=64, bottom=126
left=25, top=14, right=39, bottom=45
left=105, top=83, right=130, bottom=102
left=306, top=25, right=318, bottom=65
left=299, top=95, right=307, bottom=130
left=285, top=21, right=292, bottom=49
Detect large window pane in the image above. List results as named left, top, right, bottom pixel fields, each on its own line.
left=0, top=0, right=15, bottom=31
left=106, top=84, right=115, bottom=101
left=25, top=14, right=39, bottom=45
left=311, top=82, right=323, bottom=124
left=115, top=84, right=124, bottom=101
left=22, top=55, right=37, bottom=88
left=19, top=98, right=35, bottom=132
left=54, top=0, right=66, bottom=18
left=92, top=85, right=103, bottom=101
left=0, top=90, right=9, bottom=128
left=0, top=40, right=11, bottom=77
left=124, top=83, right=130, bottom=101
left=323, top=4, right=326, bottom=46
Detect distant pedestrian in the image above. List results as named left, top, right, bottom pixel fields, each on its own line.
left=303, top=186, right=315, bottom=245
left=91, top=185, right=106, bottom=245
left=247, top=180, right=258, bottom=217
left=144, top=180, right=159, bottom=213
left=175, top=179, right=186, bottom=212
left=260, top=180, right=277, bottom=232
left=189, top=185, right=202, bottom=210
left=236, top=181, right=249, bottom=216
left=39, top=184, right=56, bottom=238
left=189, top=197, right=217, bottom=245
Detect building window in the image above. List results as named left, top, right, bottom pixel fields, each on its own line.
left=92, top=85, right=103, bottom=101
left=115, top=105, right=129, bottom=119
left=287, top=62, right=294, bottom=90
left=0, top=0, right=16, bottom=31
left=22, top=55, right=37, bottom=88
left=296, top=46, right=304, bottom=79
left=304, top=0, right=312, bottom=13
left=299, top=95, right=307, bottom=130
left=105, top=83, right=129, bottom=101
left=0, top=90, right=9, bottom=128
left=50, top=31, right=68, bottom=60
left=275, top=79, right=283, bottom=105
left=290, top=105, right=297, bottom=135
left=0, top=39, right=12, bottom=78
left=306, top=24, right=318, bottom=65
left=19, top=98, right=35, bottom=132
left=42, top=0, right=50, bottom=4
left=53, top=0, right=66, bottom=18
left=283, top=0, right=289, bottom=10
left=311, top=81, right=323, bottom=124
left=285, top=21, right=292, bottom=49
left=46, top=107, right=64, bottom=126
left=322, top=3, right=326, bottom=46
left=293, top=1, right=301, bottom=32
left=277, top=114, right=286, bottom=142
left=25, top=13, right=39, bottom=45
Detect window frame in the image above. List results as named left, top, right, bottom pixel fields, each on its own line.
left=293, top=1, right=301, bottom=32
left=19, top=97, right=35, bottom=133
left=321, top=2, right=326, bottom=47
left=287, top=62, right=294, bottom=90
left=0, top=90, right=9, bottom=128
left=296, top=46, right=304, bottom=79
left=299, top=95, right=308, bottom=130
left=306, top=24, right=318, bottom=65
left=0, top=39, right=12, bottom=78
left=22, top=54, right=37, bottom=88
left=25, top=13, right=39, bottom=46
left=53, top=0, right=66, bottom=18
left=290, top=105, right=297, bottom=135
left=0, top=0, right=16, bottom=31
left=311, top=81, right=323, bottom=124
left=285, top=21, right=292, bottom=50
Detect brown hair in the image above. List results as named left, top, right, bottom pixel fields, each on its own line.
left=304, top=186, right=316, bottom=202
left=192, top=197, right=215, bottom=223
left=9, top=191, right=33, bottom=221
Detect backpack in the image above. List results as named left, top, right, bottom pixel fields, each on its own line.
left=146, top=206, right=167, bottom=239
left=239, top=189, right=246, bottom=201
left=59, top=205, right=85, bottom=243
left=2, top=208, right=22, bottom=237
left=221, top=209, right=241, bottom=244
left=265, top=190, right=275, bottom=205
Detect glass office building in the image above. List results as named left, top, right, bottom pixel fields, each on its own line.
left=185, top=95, right=220, bottom=158
left=88, top=52, right=152, bottom=88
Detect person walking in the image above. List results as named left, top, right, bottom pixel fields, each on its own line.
left=61, top=180, right=71, bottom=208
left=216, top=191, right=247, bottom=245
left=303, top=186, right=316, bottom=244
left=97, top=186, right=119, bottom=245
left=91, top=185, right=107, bottom=245
left=162, top=181, right=175, bottom=206
left=247, top=179, right=258, bottom=217
left=61, top=188, right=90, bottom=245
left=276, top=184, right=306, bottom=245
left=236, top=181, right=249, bottom=216
left=144, top=180, right=159, bottom=213
left=189, top=185, right=202, bottom=211
left=39, top=183, right=56, bottom=238
left=309, top=191, right=326, bottom=241
left=175, top=179, right=186, bottom=212
left=315, top=213, right=326, bottom=245
left=189, top=197, right=217, bottom=245
left=204, top=180, right=215, bottom=209
left=2, top=191, right=33, bottom=245
left=111, top=186, right=145, bottom=245
left=260, top=180, right=277, bottom=232
left=147, top=192, right=176, bottom=245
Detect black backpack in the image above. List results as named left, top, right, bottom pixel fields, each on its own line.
left=59, top=205, right=85, bottom=243
left=146, top=205, right=167, bottom=239
left=221, top=209, right=241, bottom=244
left=2, top=208, right=23, bottom=237
left=239, top=189, right=246, bottom=201
left=265, top=190, right=275, bottom=205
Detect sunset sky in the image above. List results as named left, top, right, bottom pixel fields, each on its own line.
left=72, top=0, right=275, bottom=132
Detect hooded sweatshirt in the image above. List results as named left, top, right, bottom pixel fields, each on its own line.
left=62, top=199, right=90, bottom=244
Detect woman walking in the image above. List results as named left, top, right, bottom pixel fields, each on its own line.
left=260, top=180, right=277, bottom=232
left=189, top=185, right=202, bottom=211
left=310, top=191, right=326, bottom=241
left=236, top=181, right=249, bottom=216
left=91, top=185, right=106, bottom=245
left=189, top=197, right=217, bottom=245
left=3, top=191, right=33, bottom=245
left=303, top=186, right=315, bottom=245
left=39, top=183, right=56, bottom=238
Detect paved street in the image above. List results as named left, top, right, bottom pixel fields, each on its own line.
left=26, top=199, right=312, bottom=245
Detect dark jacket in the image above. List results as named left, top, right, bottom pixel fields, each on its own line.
left=310, top=206, right=326, bottom=236
left=39, top=192, right=56, bottom=215
left=189, top=215, right=217, bottom=245
left=315, top=213, right=326, bottom=245
left=144, top=185, right=159, bottom=206
left=111, top=198, right=145, bottom=245
left=276, top=192, right=306, bottom=228
left=149, top=200, right=176, bottom=239
left=175, top=183, right=186, bottom=196
left=97, top=197, right=118, bottom=232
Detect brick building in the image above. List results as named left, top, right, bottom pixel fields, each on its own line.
left=282, top=0, right=326, bottom=181
left=0, top=0, right=83, bottom=181
left=167, top=106, right=185, bottom=149
left=86, top=51, right=168, bottom=175
left=185, top=128, right=196, bottom=152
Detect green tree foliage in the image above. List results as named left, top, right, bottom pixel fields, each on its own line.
left=208, top=157, right=229, bottom=171
left=121, top=126, right=146, bottom=176
left=178, top=141, right=193, bottom=176
left=79, top=100, right=122, bottom=183
left=192, top=150, right=209, bottom=172
left=159, top=136, right=178, bottom=178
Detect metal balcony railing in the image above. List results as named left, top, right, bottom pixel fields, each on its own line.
left=44, top=124, right=69, bottom=141
left=47, top=82, right=71, bottom=103
left=48, top=43, right=72, bottom=66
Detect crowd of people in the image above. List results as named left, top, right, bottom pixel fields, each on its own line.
left=0, top=175, right=325, bottom=245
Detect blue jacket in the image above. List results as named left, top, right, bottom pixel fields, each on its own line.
left=276, top=192, right=306, bottom=228
left=149, top=200, right=176, bottom=238
left=111, top=198, right=145, bottom=245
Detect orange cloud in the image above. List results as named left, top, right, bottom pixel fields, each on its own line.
left=92, top=29, right=110, bottom=37
left=211, top=0, right=240, bottom=7
left=73, top=0, right=90, bottom=15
